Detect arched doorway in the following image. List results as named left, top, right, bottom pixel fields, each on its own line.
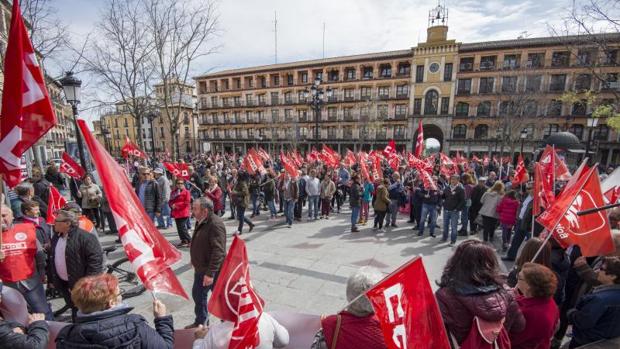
left=413, top=123, right=444, bottom=154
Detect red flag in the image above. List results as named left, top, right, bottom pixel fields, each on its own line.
left=208, top=236, right=264, bottom=348
left=360, top=158, right=371, bottom=182
left=439, top=152, right=454, bottom=166
left=366, top=257, right=451, bottom=349
left=512, top=154, right=528, bottom=186
left=540, top=148, right=557, bottom=206
left=344, top=149, right=357, bottom=167
left=163, top=162, right=181, bottom=178
left=59, top=152, right=86, bottom=179
left=602, top=167, right=620, bottom=203
left=175, top=163, right=190, bottom=180
left=77, top=119, right=188, bottom=299
left=533, top=163, right=545, bottom=216
left=257, top=147, right=271, bottom=162
left=388, top=154, right=400, bottom=171
left=418, top=169, right=438, bottom=191
left=0, top=1, right=57, bottom=187
left=384, top=139, right=396, bottom=158
left=321, top=144, right=340, bottom=167
left=604, top=187, right=620, bottom=204
left=408, top=153, right=433, bottom=173
left=46, top=185, right=67, bottom=224
left=414, top=121, right=424, bottom=158
left=280, top=152, right=298, bottom=178
left=540, top=145, right=571, bottom=181
left=121, top=136, right=147, bottom=159
left=537, top=167, right=614, bottom=257
left=371, top=156, right=383, bottom=182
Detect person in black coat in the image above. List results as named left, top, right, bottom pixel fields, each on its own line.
left=468, top=179, right=487, bottom=233
left=0, top=282, right=49, bottom=349
left=55, top=274, right=173, bottom=349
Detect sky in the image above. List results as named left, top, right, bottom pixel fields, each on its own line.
left=48, top=0, right=578, bottom=121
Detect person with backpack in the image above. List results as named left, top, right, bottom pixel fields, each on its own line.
left=435, top=240, right=525, bottom=348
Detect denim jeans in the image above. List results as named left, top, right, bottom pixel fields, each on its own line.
left=192, top=271, right=218, bottom=325
left=307, top=195, right=319, bottom=219
left=443, top=210, right=459, bottom=243
left=11, top=280, right=54, bottom=320
left=251, top=193, right=260, bottom=215
left=157, top=203, right=173, bottom=227
left=351, top=206, right=360, bottom=228
left=388, top=201, right=400, bottom=225
left=284, top=200, right=295, bottom=225
left=147, top=211, right=156, bottom=222
left=460, top=205, right=470, bottom=232
left=501, top=223, right=514, bottom=247
left=267, top=200, right=277, bottom=218
left=236, top=206, right=253, bottom=232
left=506, top=220, right=529, bottom=259
left=418, top=203, right=438, bottom=236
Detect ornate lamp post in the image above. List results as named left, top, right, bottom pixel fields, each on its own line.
left=145, top=109, right=159, bottom=164
left=520, top=129, right=528, bottom=155
left=59, top=71, right=88, bottom=171
left=585, top=116, right=599, bottom=164
left=304, top=78, right=332, bottom=148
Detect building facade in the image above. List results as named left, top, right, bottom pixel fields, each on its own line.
left=193, top=4, right=620, bottom=166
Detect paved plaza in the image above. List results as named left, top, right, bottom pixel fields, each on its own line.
left=52, top=207, right=511, bottom=326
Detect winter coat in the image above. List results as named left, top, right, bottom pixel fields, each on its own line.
left=373, top=185, right=391, bottom=212
left=362, top=182, right=374, bottom=202
left=349, top=182, right=362, bottom=207
left=496, top=196, right=519, bottom=226
left=319, top=311, right=387, bottom=349
left=78, top=183, right=102, bottom=209
left=442, top=185, right=465, bottom=211
left=205, top=185, right=224, bottom=212
left=0, top=318, right=48, bottom=349
left=320, top=180, right=336, bottom=200
left=232, top=181, right=250, bottom=209
left=169, top=188, right=191, bottom=219
left=479, top=191, right=503, bottom=219
left=511, top=295, right=559, bottom=349
left=49, top=226, right=104, bottom=289
left=262, top=178, right=276, bottom=201
left=568, top=284, right=620, bottom=347
left=135, top=180, right=161, bottom=214
left=435, top=283, right=526, bottom=345
left=190, top=211, right=226, bottom=277
left=55, top=305, right=173, bottom=349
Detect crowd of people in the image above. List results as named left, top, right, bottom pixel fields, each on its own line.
left=0, top=150, right=619, bottom=348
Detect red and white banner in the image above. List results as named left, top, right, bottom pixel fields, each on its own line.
left=537, top=166, right=614, bottom=257
left=209, top=235, right=264, bottom=349
left=163, top=162, right=190, bottom=180
left=366, top=257, right=450, bottom=349
left=383, top=139, right=397, bottom=158
left=320, top=144, right=340, bottom=168
left=512, top=154, right=528, bottom=186
left=540, top=145, right=571, bottom=181
left=280, top=152, right=298, bottom=178
left=163, top=162, right=181, bottom=178
left=77, top=119, right=188, bottom=299
left=343, top=149, right=357, bottom=167
left=121, top=136, right=147, bottom=159
left=414, top=120, right=424, bottom=158
left=371, top=156, right=383, bottom=182
left=418, top=168, right=438, bottom=191
left=0, top=1, right=57, bottom=187
left=59, top=152, right=86, bottom=179
left=602, top=167, right=620, bottom=204
left=242, top=148, right=266, bottom=176
left=46, top=185, right=67, bottom=224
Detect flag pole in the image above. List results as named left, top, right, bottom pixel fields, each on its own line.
left=577, top=202, right=620, bottom=216
left=0, top=175, right=4, bottom=261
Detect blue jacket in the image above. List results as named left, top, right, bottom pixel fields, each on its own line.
left=56, top=305, right=174, bottom=349
left=568, top=284, right=620, bottom=347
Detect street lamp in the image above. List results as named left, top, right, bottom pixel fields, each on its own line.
left=304, top=78, right=332, bottom=149
left=520, top=129, right=528, bottom=155
left=59, top=71, right=88, bottom=171
left=145, top=109, right=159, bottom=165
left=585, top=116, right=599, bottom=164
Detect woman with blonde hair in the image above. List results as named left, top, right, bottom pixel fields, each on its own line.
left=478, top=181, right=504, bottom=243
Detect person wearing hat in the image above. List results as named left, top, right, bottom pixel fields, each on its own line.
left=153, top=168, right=172, bottom=229
left=0, top=280, right=50, bottom=348
left=504, top=182, right=535, bottom=261
left=441, top=174, right=465, bottom=246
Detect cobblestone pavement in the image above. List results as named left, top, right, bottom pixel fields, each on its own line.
left=50, top=207, right=510, bottom=327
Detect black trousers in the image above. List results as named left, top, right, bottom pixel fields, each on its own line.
left=175, top=217, right=191, bottom=243
left=83, top=208, right=101, bottom=227
left=294, top=197, right=305, bottom=219
left=56, top=278, right=77, bottom=322
left=101, top=210, right=118, bottom=234
left=482, top=215, right=499, bottom=242
left=374, top=210, right=387, bottom=229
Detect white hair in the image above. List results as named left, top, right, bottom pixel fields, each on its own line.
left=346, top=267, right=383, bottom=317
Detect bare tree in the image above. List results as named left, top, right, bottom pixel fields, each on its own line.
left=81, top=0, right=156, bottom=149
left=144, top=0, right=218, bottom=160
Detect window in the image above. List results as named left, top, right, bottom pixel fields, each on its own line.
left=271, top=92, right=279, bottom=105
left=396, top=85, right=409, bottom=97
left=503, top=54, right=520, bottom=69
left=474, top=125, right=489, bottom=138
left=459, top=57, right=474, bottom=72
left=572, top=100, right=587, bottom=116
left=298, top=109, right=308, bottom=121
left=453, top=124, right=467, bottom=139
left=272, top=75, right=280, bottom=86
left=395, top=105, right=407, bottom=118
left=233, top=96, right=241, bottom=106
left=575, top=74, right=592, bottom=91
left=328, top=70, right=339, bottom=82
left=413, top=98, right=422, bottom=115
left=345, top=68, right=356, bottom=80
left=300, top=71, right=308, bottom=84
left=543, top=124, right=560, bottom=138
left=527, top=53, right=545, bottom=68
left=377, top=105, right=388, bottom=119
left=378, top=86, right=390, bottom=99
left=328, top=107, right=337, bottom=121
left=480, top=55, right=497, bottom=70
left=424, top=90, right=439, bottom=115
left=593, top=125, right=609, bottom=141
left=444, top=63, right=453, bottom=81
left=234, top=78, right=241, bottom=89
left=284, top=109, right=292, bottom=121
left=344, top=88, right=354, bottom=100
left=477, top=102, right=491, bottom=117
left=548, top=100, right=563, bottom=116
left=360, top=106, right=369, bottom=118
left=211, top=96, right=218, bottom=107
left=363, top=67, right=373, bottom=79
left=415, top=65, right=425, bottom=83
left=398, top=63, right=411, bottom=76
left=344, top=107, right=354, bottom=120
left=569, top=124, right=584, bottom=140
left=455, top=102, right=469, bottom=117
left=603, top=73, right=619, bottom=90
left=284, top=92, right=293, bottom=104
left=361, top=86, right=371, bottom=99
left=502, top=76, right=517, bottom=93
left=524, top=101, right=538, bottom=117
left=380, top=64, right=392, bottom=78
left=314, top=71, right=323, bottom=82
left=550, top=74, right=566, bottom=92
left=604, top=50, right=618, bottom=65
left=258, top=94, right=266, bottom=105
left=260, top=76, right=267, bottom=88
left=271, top=109, right=280, bottom=122
left=577, top=49, right=595, bottom=66
left=552, top=51, right=570, bottom=67
left=479, top=77, right=494, bottom=94
left=457, top=79, right=472, bottom=95
left=257, top=111, right=265, bottom=122
left=525, top=75, right=542, bottom=92
left=287, top=74, right=294, bottom=86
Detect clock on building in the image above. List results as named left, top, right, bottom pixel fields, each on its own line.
left=429, top=62, right=440, bottom=73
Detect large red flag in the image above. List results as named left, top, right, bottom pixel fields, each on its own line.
left=77, top=120, right=188, bottom=299
left=414, top=121, right=424, bottom=158
left=163, top=162, right=181, bottom=178
left=360, top=158, right=371, bottom=182
left=384, top=139, right=397, bottom=158
left=175, top=162, right=190, bottom=180
left=59, top=152, right=86, bottom=179
left=208, top=236, right=264, bottom=348
left=121, top=136, right=147, bottom=159
left=512, top=154, right=528, bottom=186
left=343, top=149, right=357, bottom=167
left=418, top=168, right=438, bottom=191
left=0, top=0, right=57, bottom=187
left=371, top=156, right=383, bottom=182
left=46, top=185, right=67, bottom=224
left=540, top=148, right=557, bottom=207
left=537, top=167, right=614, bottom=257
left=602, top=167, right=620, bottom=203
left=388, top=155, right=401, bottom=171
left=366, top=257, right=451, bottom=349
left=279, top=152, right=298, bottom=178
left=540, top=145, right=571, bottom=181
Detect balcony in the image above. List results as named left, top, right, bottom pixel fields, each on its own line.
left=394, top=132, right=406, bottom=139
left=376, top=131, right=387, bottom=139
left=343, top=129, right=353, bottom=138
left=457, top=89, right=471, bottom=96
left=395, top=92, right=409, bottom=99
left=394, top=113, right=407, bottom=120
left=549, top=84, right=565, bottom=92
left=459, top=63, right=473, bottom=72
left=378, top=93, right=390, bottom=100
left=343, top=114, right=355, bottom=122
left=246, top=99, right=255, bottom=106
left=258, top=100, right=267, bottom=106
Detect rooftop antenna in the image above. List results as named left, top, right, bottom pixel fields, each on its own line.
left=274, top=11, right=278, bottom=64
left=322, top=22, right=326, bottom=59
